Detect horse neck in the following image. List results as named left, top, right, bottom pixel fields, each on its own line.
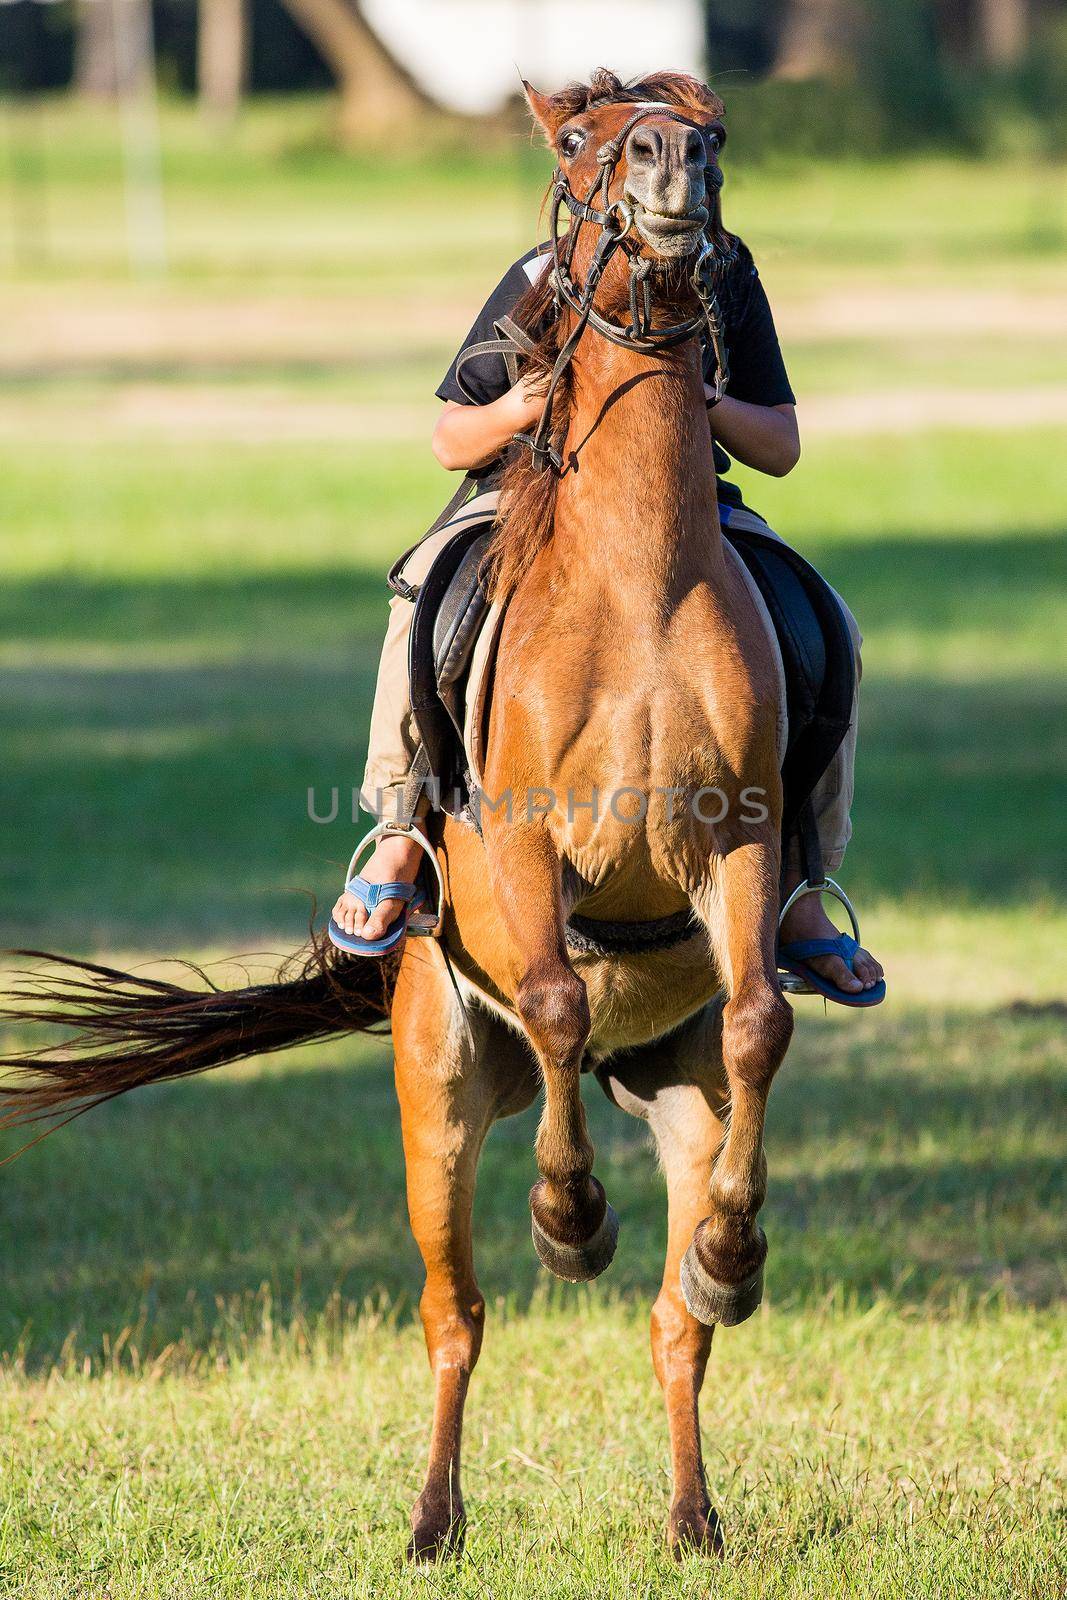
left=552, top=329, right=726, bottom=602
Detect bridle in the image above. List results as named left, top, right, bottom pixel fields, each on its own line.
left=516, top=101, right=732, bottom=474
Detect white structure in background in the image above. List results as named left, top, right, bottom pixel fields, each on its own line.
left=361, top=0, right=707, bottom=114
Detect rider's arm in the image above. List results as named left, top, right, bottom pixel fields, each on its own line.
left=705, top=395, right=800, bottom=478
left=432, top=384, right=544, bottom=471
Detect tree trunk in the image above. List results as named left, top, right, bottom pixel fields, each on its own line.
left=198, top=0, right=249, bottom=120
left=976, top=0, right=1028, bottom=67
left=277, top=0, right=436, bottom=139
left=75, top=0, right=159, bottom=97
left=773, top=0, right=858, bottom=80
left=74, top=0, right=119, bottom=95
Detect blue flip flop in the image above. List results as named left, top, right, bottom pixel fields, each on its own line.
left=778, top=931, right=886, bottom=1008
left=328, top=877, right=426, bottom=957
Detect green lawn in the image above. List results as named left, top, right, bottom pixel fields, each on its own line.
left=1, top=1009, right=1063, bottom=1597
left=3, top=429, right=1064, bottom=952
left=0, top=101, right=1064, bottom=1596
left=4, top=98, right=1066, bottom=288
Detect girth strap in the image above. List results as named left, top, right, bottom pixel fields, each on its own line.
left=565, top=908, right=700, bottom=956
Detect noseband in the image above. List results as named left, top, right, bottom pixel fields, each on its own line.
left=516, top=102, right=731, bottom=474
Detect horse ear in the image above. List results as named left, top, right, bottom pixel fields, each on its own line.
left=522, top=81, right=568, bottom=145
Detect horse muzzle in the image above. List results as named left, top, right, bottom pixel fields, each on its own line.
left=628, top=199, right=710, bottom=257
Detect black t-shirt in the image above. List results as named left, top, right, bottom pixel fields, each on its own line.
left=436, top=237, right=795, bottom=509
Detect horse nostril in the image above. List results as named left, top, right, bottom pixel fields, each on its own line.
left=631, top=134, right=657, bottom=163
left=686, top=132, right=704, bottom=164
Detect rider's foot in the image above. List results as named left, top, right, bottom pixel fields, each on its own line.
left=332, top=833, right=424, bottom=943
left=779, top=870, right=884, bottom=994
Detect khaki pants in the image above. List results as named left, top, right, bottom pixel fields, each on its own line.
left=362, top=498, right=861, bottom=874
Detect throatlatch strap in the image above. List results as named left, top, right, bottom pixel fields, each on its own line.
left=454, top=315, right=542, bottom=403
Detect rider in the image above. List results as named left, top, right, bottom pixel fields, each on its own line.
left=332, top=83, right=884, bottom=1004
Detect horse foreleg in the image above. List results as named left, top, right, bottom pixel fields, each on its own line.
left=485, top=822, right=616, bottom=1281
left=392, top=947, right=521, bottom=1561
left=686, top=840, right=794, bottom=1326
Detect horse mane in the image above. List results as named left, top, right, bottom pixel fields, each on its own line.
left=486, top=68, right=734, bottom=603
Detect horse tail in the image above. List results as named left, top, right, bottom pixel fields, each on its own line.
left=0, top=933, right=395, bottom=1147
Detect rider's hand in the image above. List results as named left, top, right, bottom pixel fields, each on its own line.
left=501, top=375, right=548, bottom=432
left=433, top=380, right=547, bottom=471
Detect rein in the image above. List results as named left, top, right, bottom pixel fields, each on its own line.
left=516, top=103, right=731, bottom=474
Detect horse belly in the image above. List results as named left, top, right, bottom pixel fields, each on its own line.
left=576, top=943, right=723, bottom=1059
left=443, top=817, right=721, bottom=1056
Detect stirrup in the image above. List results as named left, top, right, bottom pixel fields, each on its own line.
left=777, top=876, right=860, bottom=995
left=342, top=819, right=445, bottom=939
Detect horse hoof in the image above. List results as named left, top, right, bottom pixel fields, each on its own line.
left=667, top=1501, right=725, bottom=1560
left=531, top=1201, right=619, bottom=1282
left=406, top=1512, right=465, bottom=1565
left=680, top=1230, right=765, bottom=1326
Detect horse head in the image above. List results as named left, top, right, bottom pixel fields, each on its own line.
left=524, top=70, right=727, bottom=266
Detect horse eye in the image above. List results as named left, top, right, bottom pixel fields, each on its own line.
left=560, top=130, right=585, bottom=159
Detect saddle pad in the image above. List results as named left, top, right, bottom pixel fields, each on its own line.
left=463, top=597, right=506, bottom=792
left=724, top=520, right=855, bottom=830
left=409, top=520, right=493, bottom=804
left=725, top=544, right=789, bottom=770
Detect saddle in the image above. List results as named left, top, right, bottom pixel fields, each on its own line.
left=407, top=513, right=495, bottom=811
left=398, top=494, right=855, bottom=864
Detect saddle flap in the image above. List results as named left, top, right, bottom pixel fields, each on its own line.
left=724, top=524, right=855, bottom=829
left=408, top=516, right=496, bottom=812
left=433, top=532, right=493, bottom=692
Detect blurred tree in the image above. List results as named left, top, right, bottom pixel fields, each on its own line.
left=933, top=0, right=972, bottom=61
left=866, top=0, right=963, bottom=142
left=0, top=1, right=73, bottom=93
left=705, top=0, right=786, bottom=77
left=773, top=0, right=864, bottom=78
left=74, top=0, right=162, bottom=96
left=75, top=0, right=121, bottom=93
left=976, top=0, right=1029, bottom=66
left=198, top=0, right=248, bottom=117
left=276, top=0, right=433, bottom=138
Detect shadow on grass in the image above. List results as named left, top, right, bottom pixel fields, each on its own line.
left=810, top=528, right=1067, bottom=633
left=4, top=529, right=1065, bottom=653
left=2, top=1008, right=1063, bottom=1366
left=850, top=675, right=1066, bottom=905
left=2, top=659, right=1064, bottom=946
left=0, top=568, right=389, bottom=655
left=0, top=564, right=389, bottom=946
left=1, top=527, right=1065, bottom=945
left=0, top=655, right=380, bottom=947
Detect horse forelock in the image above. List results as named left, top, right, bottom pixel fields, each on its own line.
left=551, top=68, right=725, bottom=123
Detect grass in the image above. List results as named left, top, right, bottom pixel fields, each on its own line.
left=2, top=1305, right=1061, bottom=1598
left=3, top=1008, right=1065, bottom=1358
left=2, top=430, right=1064, bottom=946
left=0, top=97, right=1064, bottom=1595
left=4, top=98, right=1067, bottom=290
left=0, top=1011, right=1064, bottom=1596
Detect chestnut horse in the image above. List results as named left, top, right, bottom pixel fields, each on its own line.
left=2, top=73, right=795, bottom=1561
